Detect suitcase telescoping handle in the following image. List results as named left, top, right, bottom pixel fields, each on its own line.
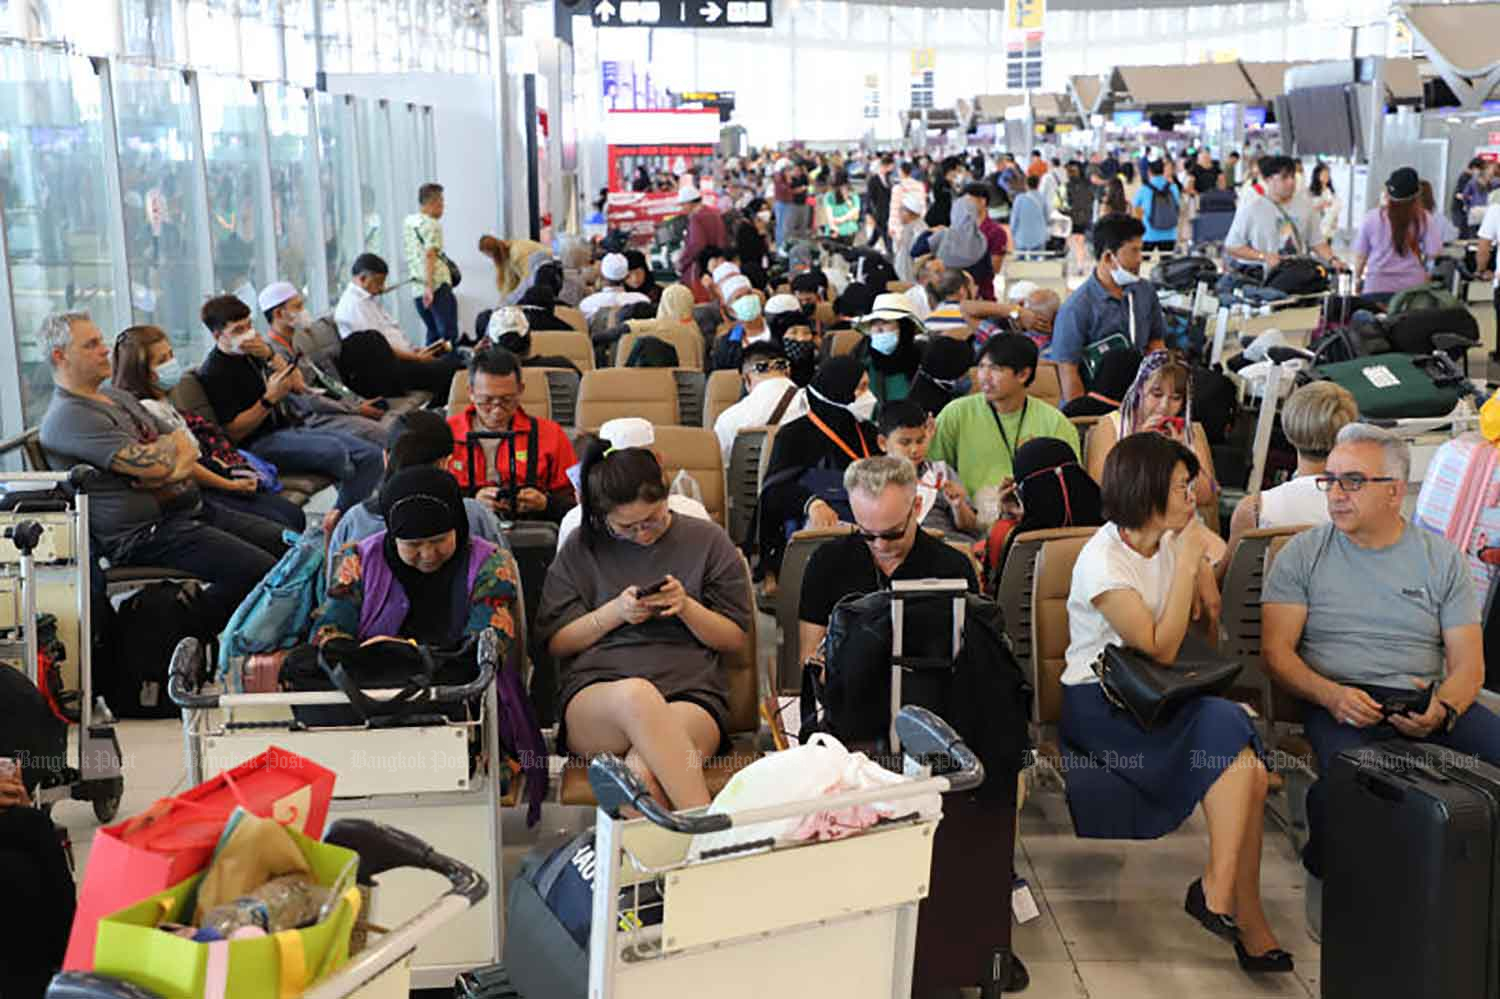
left=589, top=706, right=985, bottom=835
left=167, top=630, right=500, bottom=710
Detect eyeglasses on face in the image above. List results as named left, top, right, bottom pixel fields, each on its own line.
left=607, top=508, right=669, bottom=539
left=472, top=394, right=520, bottom=410
left=855, top=503, right=915, bottom=542
left=1314, top=473, right=1397, bottom=493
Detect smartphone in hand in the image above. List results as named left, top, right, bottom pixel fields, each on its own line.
left=637, top=576, right=670, bottom=597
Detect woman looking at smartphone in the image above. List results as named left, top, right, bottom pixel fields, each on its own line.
left=537, top=442, right=751, bottom=810
left=1086, top=350, right=1218, bottom=509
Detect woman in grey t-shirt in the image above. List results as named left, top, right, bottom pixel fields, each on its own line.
left=537, top=443, right=752, bottom=810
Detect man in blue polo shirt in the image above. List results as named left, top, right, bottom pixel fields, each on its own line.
left=1048, top=214, right=1166, bottom=403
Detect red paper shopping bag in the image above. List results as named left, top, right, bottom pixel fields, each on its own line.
left=64, top=746, right=336, bottom=970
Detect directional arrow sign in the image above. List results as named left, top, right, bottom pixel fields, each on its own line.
left=591, top=0, right=770, bottom=28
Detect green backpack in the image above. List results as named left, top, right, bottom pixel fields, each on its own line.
left=1387, top=281, right=1461, bottom=316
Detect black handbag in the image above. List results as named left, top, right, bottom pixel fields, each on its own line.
left=1093, top=643, right=1241, bottom=731
left=283, top=636, right=479, bottom=727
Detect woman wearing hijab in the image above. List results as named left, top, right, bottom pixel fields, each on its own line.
left=1061, top=346, right=1142, bottom=418
left=622, top=249, right=662, bottom=306
left=518, top=273, right=575, bottom=332
left=769, top=307, right=821, bottom=387
left=734, top=200, right=772, bottom=289
left=989, top=436, right=1105, bottom=578
left=315, top=465, right=521, bottom=655
left=853, top=292, right=923, bottom=407
left=1086, top=350, right=1217, bottom=509
left=537, top=442, right=751, bottom=810
left=908, top=335, right=975, bottom=417
left=756, top=356, right=880, bottom=583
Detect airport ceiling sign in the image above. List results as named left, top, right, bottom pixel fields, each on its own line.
left=592, top=0, right=772, bottom=28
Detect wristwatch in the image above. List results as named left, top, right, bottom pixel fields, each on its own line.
left=1440, top=700, right=1459, bottom=734
left=259, top=395, right=275, bottom=411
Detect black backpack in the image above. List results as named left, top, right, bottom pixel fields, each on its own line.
left=1152, top=255, right=1218, bottom=293
left=1264, top=256, right=1331, bottom=296
left=1147, top=184, right=1180, bottom=233
left=624, top=335, right=680, bottom=368
left=109, top=581, right=215, bottom=718
left=337, top=329, right=407, bottom=399
left=1191, top=365, right=1239, bottom=446
left=1383, top=307, right=1480, bottom=362
left=800, top=589, right=1032, bottom=797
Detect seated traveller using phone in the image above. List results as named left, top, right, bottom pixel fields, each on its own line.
left=1261, top=424, right=1500, bottom=899
left=536, top=442, right=751, bottom=810
left=447, top=346, right=577, bottom=524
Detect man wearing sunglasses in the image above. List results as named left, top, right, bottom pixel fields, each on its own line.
left=797, top=455, right=978, bottom=665
left=712, top=340, right=803, bottom=461
left=1261, top=423, right=1498, bottom=935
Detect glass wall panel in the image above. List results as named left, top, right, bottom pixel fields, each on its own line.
left=388, top=102, right=421, bottom=335
left=316, top=92, right=361, bottom=307
left=265, top=84, right=314, bottom=297
left=200, top=74, right=267, bottom=298
left=357, top=98, right=396, bottom=273
left=0, top=47, right=124, bottom=426
left=112, top=63, right=212, bottom=366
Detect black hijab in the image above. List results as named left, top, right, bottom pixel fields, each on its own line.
left=623, top=250, right=660, bottom=301
left=380, top=466, right=472, bottom=646
left=865, top=317, right=922, bottom=379
left=790, top=355, right=877, bottom=465
left=908, top=336, right=973, bottom=416
left=1011, top=437, right=1103, bottom=539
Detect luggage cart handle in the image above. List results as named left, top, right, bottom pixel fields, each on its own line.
left=591, top=707, right=986, bottom=833
left=589, top=755, right=733, bottom=834
left=324, top=818, right=489, bottom=903
left=167, top=629, right=500, bottom=708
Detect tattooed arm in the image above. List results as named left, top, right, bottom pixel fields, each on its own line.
left=109, top=436, right=181, bottom=486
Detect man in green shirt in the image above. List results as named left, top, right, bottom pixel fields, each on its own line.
left=929, top=333, right=1079, bottom=499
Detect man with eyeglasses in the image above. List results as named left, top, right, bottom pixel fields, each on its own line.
left=1261, top=422, right=1499, bottom=934
left=797, top=455, right=978, bottom=665
left=712, top=340, right=803, bottom=462
left=446, top=345, right=576, bottom=523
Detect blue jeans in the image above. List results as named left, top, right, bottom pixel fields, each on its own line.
left=773, top=201, right=792, bottom=247
left=415, top=283, right=459, bottom=346
left=248, top=427, right=383, bottom=513
left=1301, top=687, right=1500, bottom=877
left=118, top=505, right=282, bottom=631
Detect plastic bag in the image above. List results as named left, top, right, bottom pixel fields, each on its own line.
left=193, top=810, right=310, bottom=923
left=687, top=732, right=942, bottom=859
left=670, top=469, right=704, bottom=505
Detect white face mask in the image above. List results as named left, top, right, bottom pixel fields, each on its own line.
left=850, top=390, right=878, bottom=422
left=223, top=330, right=259, bottom=355
left=289, top=311, right=314, bottom=333
left=1107, top=254, right=1140, bottom=287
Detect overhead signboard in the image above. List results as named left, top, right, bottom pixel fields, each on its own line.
left=592, top=0, right=772, bottom=29
left=1004, top=0, right=1044, bottom=31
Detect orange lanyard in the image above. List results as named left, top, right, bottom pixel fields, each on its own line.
left=806, top=407, right=870, bottom=463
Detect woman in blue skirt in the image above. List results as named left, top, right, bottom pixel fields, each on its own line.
left=1062, top=432, right=1292, bottom=975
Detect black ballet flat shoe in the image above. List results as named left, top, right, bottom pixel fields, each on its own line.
left=1184, top=878, right=1240, bottom=941
left=1235, top=940, right=1295, bottom=974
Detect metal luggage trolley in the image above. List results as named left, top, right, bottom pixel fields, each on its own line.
left=574, top=706, right=984, bottom=999
left=166, top=629, right=509, bottom=990
left=44, top=819, right=490, bottom=999
left=0, top=470, right=124, bottom=821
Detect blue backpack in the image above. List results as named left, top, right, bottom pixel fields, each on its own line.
left=216, top=523, right=328, bottom=688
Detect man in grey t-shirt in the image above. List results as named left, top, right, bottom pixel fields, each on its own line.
left=37, top=312, right=279, bottom=630
left=1225, top=155, right=1343, bottom=275
left=1263, top=423, right=1498, bottom=880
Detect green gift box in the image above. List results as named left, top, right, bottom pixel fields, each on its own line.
left=93, top=826, right=361, bottom=999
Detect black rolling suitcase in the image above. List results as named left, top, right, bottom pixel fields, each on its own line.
left=503, top=521, right=560, bottom=726
left=1323, top=741, right=1500, bottom=999
left=803, top=579, right=1030, bottom=998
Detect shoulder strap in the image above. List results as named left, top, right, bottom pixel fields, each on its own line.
left=768, top=384, right=799, bottom=425
left=805, top=407, right=869, bottom=463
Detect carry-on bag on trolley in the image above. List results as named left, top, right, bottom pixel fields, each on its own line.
left=1322, top=742, right=1500, bottom=999
left=45, top=819, right=489, bottom=999
left=800, top=580, right=1032, bottom=997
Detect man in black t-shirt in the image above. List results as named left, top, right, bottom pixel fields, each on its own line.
left=196, top=295, right=383, bottom=523
left=798, top=455, right=978, bottom=663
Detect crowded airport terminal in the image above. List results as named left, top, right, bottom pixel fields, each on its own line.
left=7, top=0, right=1500, bottom=996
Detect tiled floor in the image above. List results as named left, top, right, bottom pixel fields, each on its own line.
left=63, top=717, right=1321, bottom=998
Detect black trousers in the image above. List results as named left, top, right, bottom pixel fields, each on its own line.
left=0, top=806, right=75, bottom=999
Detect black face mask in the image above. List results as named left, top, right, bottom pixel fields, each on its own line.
left=783, top=339, right=817, bottom=385
left=800, top=302, right=817, bottom=319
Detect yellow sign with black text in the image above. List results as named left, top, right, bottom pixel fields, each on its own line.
left=1005, top=0, right=1044, bottom=32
